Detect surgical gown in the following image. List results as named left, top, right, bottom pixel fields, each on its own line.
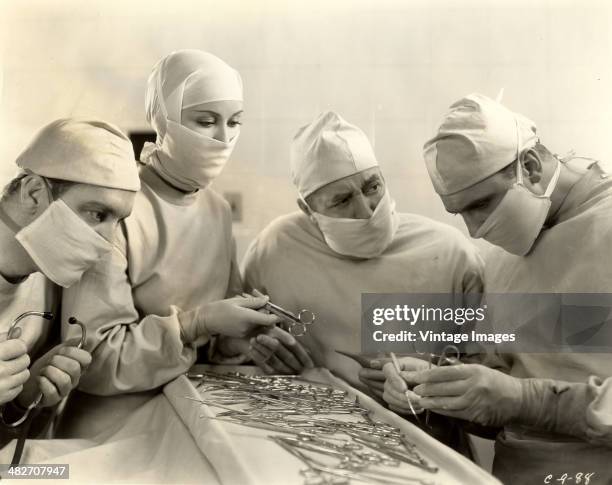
left=0, top=272, right=56, bottom=353
left=242, top=211, right=484, bottom=389
left=483, top=163, right=612, bottom=482
left=58, top=164, right=241, bottom=438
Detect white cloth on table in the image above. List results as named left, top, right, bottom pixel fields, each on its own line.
left=0, top=391, right=219, bottom=484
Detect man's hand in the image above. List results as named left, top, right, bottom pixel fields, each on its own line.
left=0, top=339, right=30, bottom=405
left=408, top=363, right=522, bottom=427
left=249, top=327, right=314, bottom=375
left=17, top=342, right=92, bottom=408
left=382, top=357, right=429, bottom=415
left=358, top=359, right=389, bottom=400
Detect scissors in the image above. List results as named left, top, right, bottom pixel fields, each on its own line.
left=2, top=314, right=86, bottom=428
left=242, top=293, right=316, bottom=336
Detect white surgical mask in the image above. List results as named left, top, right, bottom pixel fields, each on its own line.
left=475, top=157, right=561, bottom=256
left=310, top=190, right=399, bottom=259
left=16, top=199, right=112, bottom=288
left=149, top=120, right=238, bottom=192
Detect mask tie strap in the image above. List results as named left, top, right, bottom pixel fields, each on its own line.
left=515, top=118, right=525, bottom=185
left=515, top=117, right=556, bottom=194
left=298, top=194, right=315, bottom=215
left=544, top=160, right=562, bottom=198
left=41, top=176, right=55, bottom=204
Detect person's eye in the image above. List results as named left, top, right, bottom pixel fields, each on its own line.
left=197, top=119, right=216, bottom=127
left=228, top=119, right=242, bottom=127
left=86, top=211, right=106, bottom=223
left=365, top=182, right=381, bottom=194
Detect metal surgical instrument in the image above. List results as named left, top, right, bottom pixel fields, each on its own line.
left=412, top=344, right=461, bottom=427
left=334, top=349, right=377, bottom=368
left=188, top=371, right=439, bottom=483
left=390, top=352, right=423, bottom=426
left=242, top=292, right=316, bottom=336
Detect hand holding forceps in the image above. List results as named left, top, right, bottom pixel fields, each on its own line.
left=415, top=344, right=461, bottom=427
left=391, top=344, right=461, bottom=428
left=242, top=292, right=316, bottom=336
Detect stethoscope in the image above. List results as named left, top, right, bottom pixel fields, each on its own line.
left=1, top=311, right=86, bottom=428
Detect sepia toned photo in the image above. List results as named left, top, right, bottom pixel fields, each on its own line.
left=0, top=1, right=610, bottom=483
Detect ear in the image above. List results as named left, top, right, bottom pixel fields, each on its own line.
left=19, top=175, right=51, bottom=216
left=297, top=198, right=311, bottom=216
left=521, top=149, right=543, bottom=185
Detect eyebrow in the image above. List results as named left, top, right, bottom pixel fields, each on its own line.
left=191, top=110, right=244, bottom=117
left=326, top=174, right=381, bottom=205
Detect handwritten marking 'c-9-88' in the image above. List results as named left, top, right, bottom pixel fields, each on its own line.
left=544, top=473, right=596, bottom=484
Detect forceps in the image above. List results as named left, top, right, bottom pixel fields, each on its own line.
left=242, top=292, right=316, bottom=336
left=390, top=352, right=423, bottom=425
left=1, top=314, right=86, bottom=428
left=413, top=344, right=461, bottom=427
left=416, top=343, right=461, bottom=367
left=390, top=345, right=460, bottom=428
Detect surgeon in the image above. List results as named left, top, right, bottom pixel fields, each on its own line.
left=240, top=111, right=484, bottom=399
left=383, top=93, right=612, bottom=482
left=0, top=118, right=140, bottom=439
left=58, top=50, right=280, bottom=438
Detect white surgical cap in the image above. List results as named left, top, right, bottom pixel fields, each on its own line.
left=423, top=93, right=538, bottom=195
left=16, top=118, right=140, bottom=192
left=145, top=49, right=243, bottom=140
left=291, top=112, right=379, bottom=198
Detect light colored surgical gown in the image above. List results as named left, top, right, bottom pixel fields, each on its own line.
left=483, top=163, right=612, bottom=482
left=58, top=164, right=241, bottom=438
left=242, top=211, right=484, bottom=389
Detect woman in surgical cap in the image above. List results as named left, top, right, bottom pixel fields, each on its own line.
left=59, top=50, right=279, bottom=437
left=143, top=50, right=243, bottom=192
